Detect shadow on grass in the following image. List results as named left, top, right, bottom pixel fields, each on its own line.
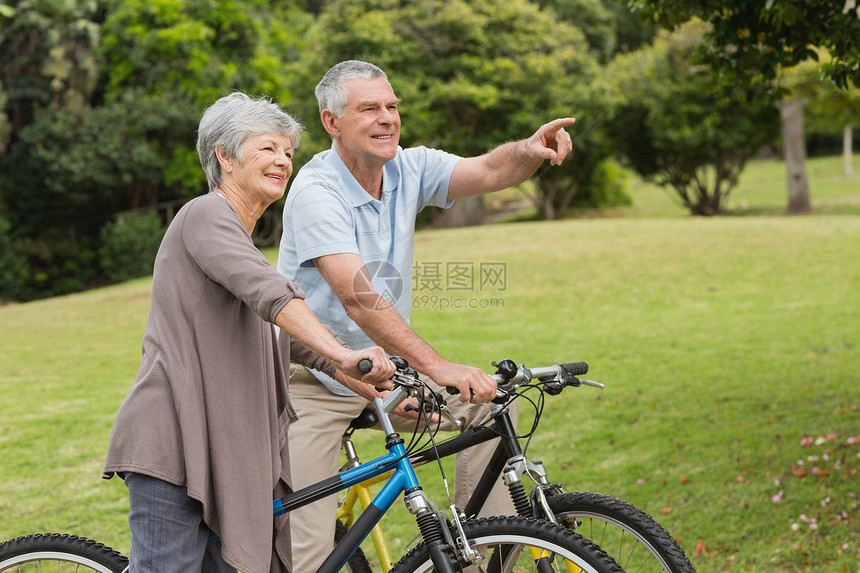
left=730, top=204, right=860, bottom=217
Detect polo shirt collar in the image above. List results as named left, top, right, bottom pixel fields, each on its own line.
left=325, top=144, right=401, bottom=208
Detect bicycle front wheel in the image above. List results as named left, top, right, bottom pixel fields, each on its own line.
left=546, top=492, right=696, bottom=573
left=390, top=515, right=623, bottom=573
left=0, top=533, right=128, bottom=573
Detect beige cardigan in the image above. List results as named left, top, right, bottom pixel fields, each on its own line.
left=103, top=193, right=335, bottom=573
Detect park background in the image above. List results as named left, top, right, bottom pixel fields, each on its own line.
left=1, top=0, right=859, bottom=571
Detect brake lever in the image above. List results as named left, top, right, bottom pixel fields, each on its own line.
left=538, top=367, right=582, bottom=395
left=403, top=390, right=462, bottom=428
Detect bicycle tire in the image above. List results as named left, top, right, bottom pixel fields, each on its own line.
left=0, top=533, right=128, bottom=573
left=334, top=520, right=374, bottom=573
left=389, top=515, right=623, bottom=573
left=545, top=491, right=696, bottom=573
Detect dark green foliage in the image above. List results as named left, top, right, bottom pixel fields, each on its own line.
left=0, top=0, right=308, bottom=300
left=607, top=20, right=780, bottom=215
left=293, top=0, right=616, bottom=221
left=574, top=159, right=632, bottom=211
left=1, top=103, right=164, bottom=236
left=0, top=0, right=102, bottom=144
left=0, top=217, right=28, bottom=301
left=0, top=231, right=101, bottom=301
left=631, top=0, right=860, bottom=91
left=533, top=0, right=618, bottom=63
left=99, top=211, right=165, bottom=282
left=0, top=98, right=193, bottom=298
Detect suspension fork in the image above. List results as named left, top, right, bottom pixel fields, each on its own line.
left=463, top=412, right=576, bottom=571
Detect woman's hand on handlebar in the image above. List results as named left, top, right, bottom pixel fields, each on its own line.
left=339, top=347, right=396, bottom=388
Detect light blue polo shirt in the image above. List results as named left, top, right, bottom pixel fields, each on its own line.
left=277, top=144, right=460, bottom=395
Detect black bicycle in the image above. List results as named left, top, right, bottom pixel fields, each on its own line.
left=335, top=358, right=696, bottom=573
left=0, top=358, right=625, bottom=573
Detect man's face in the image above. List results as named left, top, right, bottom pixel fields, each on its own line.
left=334, top=76, right=401, bottom=169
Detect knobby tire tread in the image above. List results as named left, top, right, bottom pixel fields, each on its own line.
left=0, top=533, right=128, bottom=572
left=547, top=491, right=696, bottom=573
left=389, top=515, right=623, bottom=573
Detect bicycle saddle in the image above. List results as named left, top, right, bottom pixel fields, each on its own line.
left=349, top=408, right=378, bottom=430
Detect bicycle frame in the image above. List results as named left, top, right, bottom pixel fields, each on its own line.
left=285, top=437, right=421, bottom=572
left=335, top=473, right=396, bottom=570
left=337, top=361, right=597, bottom=566
left=337, top=410, right=534, bottom=570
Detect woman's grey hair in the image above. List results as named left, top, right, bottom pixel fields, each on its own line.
left=196, top=92, right=303, bottom=192
left=315, top=60, right=390, bottom=117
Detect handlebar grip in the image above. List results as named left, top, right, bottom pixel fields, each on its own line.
left=358, top=359, right=373, bottom=374
left=445, top=386, right=460, bottom=395
left=560, top=361, right=589, bottom=376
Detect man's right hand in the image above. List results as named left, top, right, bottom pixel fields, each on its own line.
left=424, top=359, right=496, bottom=404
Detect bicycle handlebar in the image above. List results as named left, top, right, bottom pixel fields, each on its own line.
left=358, top=358, right=373, bottom=374
left=368, top=356, right=602, bottom=433
left=439, top=359, right=603, bottom=400
left=492, top=362, right=601, bottom=387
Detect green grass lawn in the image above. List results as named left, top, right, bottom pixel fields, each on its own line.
left=1, top=155, right=858, bottom=571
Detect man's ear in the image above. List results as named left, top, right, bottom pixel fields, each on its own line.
left=215, top=145, right=233, bottom=173
left=320, top=109, right=339, bottom=138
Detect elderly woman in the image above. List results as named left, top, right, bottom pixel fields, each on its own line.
left=102, top=93, right=394, bottom=573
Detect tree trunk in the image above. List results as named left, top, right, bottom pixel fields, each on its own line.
left=844, top=124, right=854, bottom=179
left=443, top=195, right=484, bottom=227
left=778, top=99, right=812, bottom=214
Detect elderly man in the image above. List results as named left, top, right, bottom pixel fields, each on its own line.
left=277, top=60, right=575, bottom=571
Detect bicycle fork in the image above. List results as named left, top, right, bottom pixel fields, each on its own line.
left=489, top=416, right=581, bottom=573
left=405, top=488, right=483, bottom=572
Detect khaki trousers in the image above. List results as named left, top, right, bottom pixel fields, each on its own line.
left=286, top=364, right=518, bottom=572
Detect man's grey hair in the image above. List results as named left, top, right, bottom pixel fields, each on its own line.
left=196, top=92, right=302, bottom=192
left=315, top=60, right=390, bottom=117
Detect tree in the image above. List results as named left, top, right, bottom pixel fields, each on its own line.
left=291, top=0, right=609, bottom=223
left=0, top=79, right=8, bottom=154
left=0, top=0, right=101, bottom=141
left=0, top=100, right=183, bottom=294
left=630, top=0, right=860, bottom=90
left=795, top=55, right=860, bottom=178
left=607, top=20, right=780, bottom=215
left=0, top=0, right=8, bottom=152
left=630, top=0, right=860, bottom=213
left=0, top=0, right=314, bottom=299
left=0, top=0, right=108, bottom=296
left=532, top=0, right=617, bottom=63
left=98, top=0, right=313, bottom=200
left=773, top=53, right=860, bottom=213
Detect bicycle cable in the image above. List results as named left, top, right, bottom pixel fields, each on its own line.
left=416, top=392, right=460, bottom=514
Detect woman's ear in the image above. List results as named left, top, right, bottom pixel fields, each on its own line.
left=215, top=145, right=233, bottom=173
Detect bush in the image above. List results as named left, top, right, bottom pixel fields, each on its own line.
left=99, top=211, right=165, bottom=282
left=571, top=159, right=632, bottom=210
left=0, top=218, right=28, bottom=301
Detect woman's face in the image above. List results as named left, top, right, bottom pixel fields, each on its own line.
left=223, top=133, right=294, bottom=203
